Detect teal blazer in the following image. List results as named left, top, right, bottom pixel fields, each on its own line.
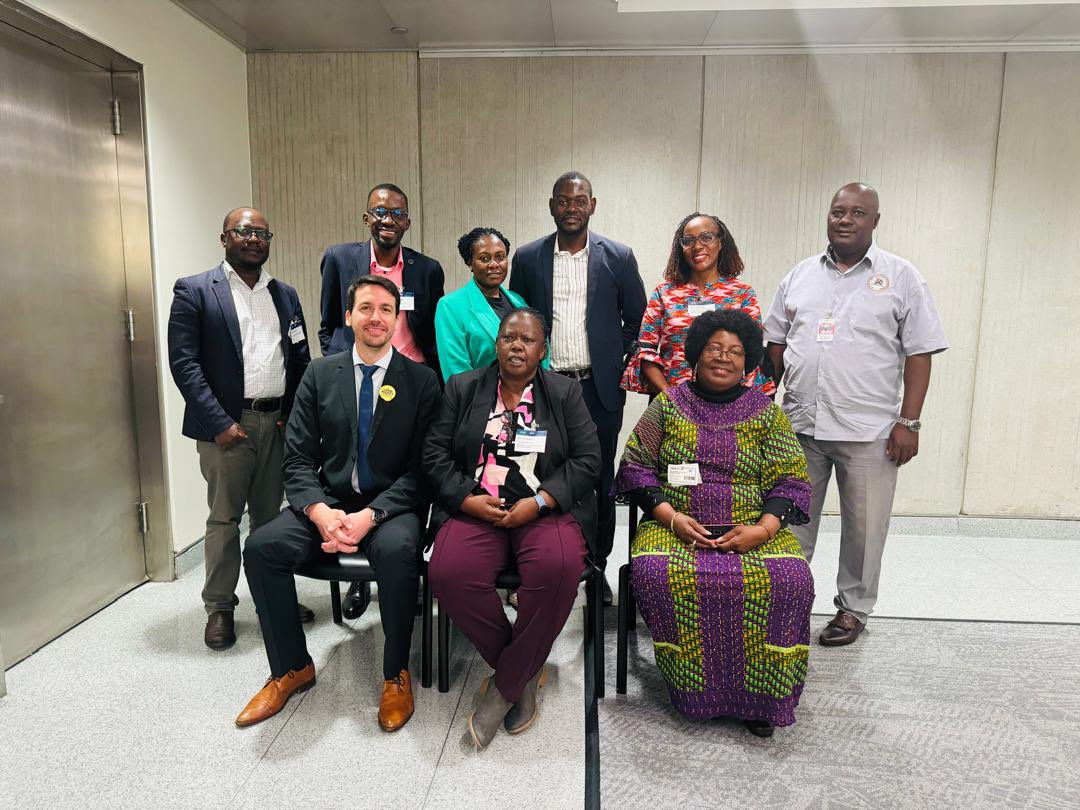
left=434, top=279, right=547, bottom=381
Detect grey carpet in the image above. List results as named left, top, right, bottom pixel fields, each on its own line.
left=600, top=615, right=1080, bottom=809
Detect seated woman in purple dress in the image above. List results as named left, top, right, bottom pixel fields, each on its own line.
left=613, top=308, right=813, bottom=736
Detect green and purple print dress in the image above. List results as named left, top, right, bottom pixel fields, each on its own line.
left=613, top=382, right=813, bottom=725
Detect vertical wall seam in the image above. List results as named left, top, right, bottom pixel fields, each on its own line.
left=414, top=50, right=425, bottom=253
left=695, top=56, right=706, bottom=211
left=959, top=51, right=1008, bottom=517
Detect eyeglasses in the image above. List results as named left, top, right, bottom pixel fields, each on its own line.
left=679, top=232, right=721, bottom=249
left=367, top=206, right=409, bottom=222
left=701, top=344, right=744, bottom=360
left=474, top=253, right=508, bottom=266
left=228, top=226, right=273, bottom=243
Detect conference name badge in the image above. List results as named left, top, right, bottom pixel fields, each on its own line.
left=400, top=291, right=416, bottom=311
left=379, top=385, right=396, bottom=402
left=514, top=429, right=548, bottom=453
left=288, top=316, right=305, bottom=344
left=668, top=463, right=702, bottom=486
left=687, top=301, right=716, bottom=318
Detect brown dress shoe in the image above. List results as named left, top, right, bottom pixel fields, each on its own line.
left=235, top=663, right=316, bottom=727
left=378, top=669, right=415, bottom=732
left=819, top=610, right=865, bottom=646
left=205, top=611, right=236, bottom=651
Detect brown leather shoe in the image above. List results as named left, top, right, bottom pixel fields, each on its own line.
left=819, top=610, right=865, bottom=646
left=378, top=669, right=414, bottom=732
left=205, top=610, right=236, bottom=651
left=235, top=663, right=316, bottom=727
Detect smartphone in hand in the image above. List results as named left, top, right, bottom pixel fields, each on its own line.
left=703, top=525, right=735, bottom=541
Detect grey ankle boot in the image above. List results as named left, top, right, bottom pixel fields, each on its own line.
left=504, top=667, right=547, bottom=735
left=468, top=678, right=512, bottom=749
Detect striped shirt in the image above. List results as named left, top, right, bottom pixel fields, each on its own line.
left=223, top=261, right=285, bottom=400
left=550, top=235, right=591, bottom=371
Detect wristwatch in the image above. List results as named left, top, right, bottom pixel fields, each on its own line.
left=369, top=507, right=387, bottom=526
left=896, top=416, right=922, bottom=433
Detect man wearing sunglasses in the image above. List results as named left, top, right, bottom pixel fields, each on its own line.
left=319, top=182, right=445, bottom=619
left=168, top=208, right=313, bottom=651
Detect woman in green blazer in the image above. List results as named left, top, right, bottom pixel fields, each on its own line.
left=435, top=227, right=546, bottom=382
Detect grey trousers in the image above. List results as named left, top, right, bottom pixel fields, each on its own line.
left=196, top=408, right=284, bottom=613
left=792, top=434, right=899, bottom=624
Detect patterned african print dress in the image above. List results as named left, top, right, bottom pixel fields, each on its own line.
left=622, top=277, right=775, bottom=395
left=613, top=382, right=813, bottom=725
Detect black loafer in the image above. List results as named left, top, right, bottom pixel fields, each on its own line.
left=297, top=602, right=315, bottom=624
left=743, top=719, right=774, bottom=738
left=205, top=610, right=236, bottom=651
left=342, top=581, right=371, bottom=620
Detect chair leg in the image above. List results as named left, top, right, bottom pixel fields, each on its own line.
left=438, top=601, right=450, bottom=693
left=583, top=573, right=596, bottom=702
left=330, top=580, right=343, bottom=625
left=617, top=564, right=629, bottom=694
left=592, top=569, right=604, bottom=699
left=421, top=572, right=433, bottom=689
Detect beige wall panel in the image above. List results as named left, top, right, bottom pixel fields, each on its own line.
left=418, top=57, right=573, bottom=291
left=702, top=54, right=1001, bottom=515
left=248, top=52, right=420, bottom=354
left=965, top=53, right=1080, bottom=518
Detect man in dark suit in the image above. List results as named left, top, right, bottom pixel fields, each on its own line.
left=235, top=274, right=440, bottom=732
left=319, top=182, right=445, bottom=618
left=510, top=172, right=647, bottom=603
left=168, top=208, right=312, bottom=650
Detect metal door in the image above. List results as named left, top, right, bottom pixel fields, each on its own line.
left=0, top=21, right=148, bottom=664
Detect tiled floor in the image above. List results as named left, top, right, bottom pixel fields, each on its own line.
left=3, top=517, right=1079, bottom=808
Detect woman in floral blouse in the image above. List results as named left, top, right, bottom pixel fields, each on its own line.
left=623, top=213, right=774, bottom=396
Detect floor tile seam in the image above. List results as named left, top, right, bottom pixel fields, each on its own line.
left=959, top=537, right=1059, bottom=590
left=224, top=616, right=358, bottom=808
left=421, top=648, right=479, bottom=809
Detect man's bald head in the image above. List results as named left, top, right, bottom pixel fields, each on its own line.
left=827, top=183, right=880, bottom=262
left=223, top=207, right=267, bottom=233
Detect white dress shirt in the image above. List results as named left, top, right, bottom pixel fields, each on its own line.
left=549, top=235, right=592, bottom=371
left=223, top=261, right=285, bottom=399
left=350, top=344, right=394, bottom=493
left=763, top=244, right=948, bottom=441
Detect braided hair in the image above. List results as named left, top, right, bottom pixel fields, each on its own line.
left=663, top=212, right=744, bottom=284
left=457, top=227, right=511, bottom=265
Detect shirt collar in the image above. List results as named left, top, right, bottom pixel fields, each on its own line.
left=222, top=260, right=272, bottom=291
left=369, top=240, right=404, bottom=274
left=553, top=233, right=590, bottom=258
left=352, top=344, right=394, bottom=371
left=822, top=242, right=877, bottom=273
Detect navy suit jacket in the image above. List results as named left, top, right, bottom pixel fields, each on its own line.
left=509, top=232, right=647, bottom=412
left=168, top=264, right=310, bottom=442
left=319, top=241, right=445, bottom=373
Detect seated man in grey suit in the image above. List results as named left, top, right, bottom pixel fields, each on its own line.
left=235, top=274, right=440, bottom=733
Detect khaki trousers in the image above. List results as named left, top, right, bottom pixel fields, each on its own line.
left=792, top=435, right=899, bottom=623
left=196, top=409, right=284, bottom=613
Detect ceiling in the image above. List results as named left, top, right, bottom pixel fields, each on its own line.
left=171, top=0, right=1080, bottom=52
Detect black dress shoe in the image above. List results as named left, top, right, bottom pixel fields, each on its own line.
left=743, top=719, right=774, bottom=738
left=205, top=610, right=236, bottom=651
left=602, top=579, right=614, bottom=607
left=342, top=581, right=371, bottom=620
left=298, top=602, right=315, bottom=623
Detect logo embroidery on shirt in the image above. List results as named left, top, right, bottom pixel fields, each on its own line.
left=867, top=273, right=890, bottom=292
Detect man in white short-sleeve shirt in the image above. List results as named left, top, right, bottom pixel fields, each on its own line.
left=764, top=183, right=948, bottom=646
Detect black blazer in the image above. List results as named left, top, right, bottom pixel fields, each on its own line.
left=422, top=366, right=602, bottom=556
left=283, top=348, right=441, bottom=520
left=168, top=265, right=310, bottom=442
left=319, top=241, right=445, bottom=369
left=509, top=232, right=647, bottom=413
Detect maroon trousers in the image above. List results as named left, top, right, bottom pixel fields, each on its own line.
left=429, top=513, right=588, bottom=703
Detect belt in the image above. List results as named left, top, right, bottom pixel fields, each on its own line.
left=243, top=396, right=282, bottom=412
left=554, top=367, right=592, bottom=381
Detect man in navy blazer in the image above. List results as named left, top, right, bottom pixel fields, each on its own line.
left=168, top=208, right=311, bottom=650
left=510, top=172, right=647, bottom=602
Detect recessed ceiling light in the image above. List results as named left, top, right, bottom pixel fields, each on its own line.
left=390, top=26, right=408, bottom=34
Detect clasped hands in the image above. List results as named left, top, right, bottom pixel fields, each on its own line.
left=459, top=490, right=555, bottom=529
left=307, top=503, right=378, bottom=554
left=670, top=512, right=779, bottom=554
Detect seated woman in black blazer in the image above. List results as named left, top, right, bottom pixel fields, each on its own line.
left=424, top=308, right=601, bottom=750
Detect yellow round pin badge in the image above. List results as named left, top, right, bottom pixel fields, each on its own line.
left=379, top=384, right=396, bottom=402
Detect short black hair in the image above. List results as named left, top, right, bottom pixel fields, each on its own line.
left=346, top=274, right=400, bottom=313
left=684, top=308, right=763, bottom=374
left=552, top=171, right=593, bottom=198
left=367, top=182, right=408, bottom=209
left=457, top=227, right=510, bottom=265
left=664, top=212, right=744, bottom=283
left=499, top=306, right=547, bottom=336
